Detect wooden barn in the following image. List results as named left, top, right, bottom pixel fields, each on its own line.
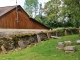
left=0, top=5, right=49, bottom=29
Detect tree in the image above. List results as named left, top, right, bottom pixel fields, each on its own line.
left=24, top=0, right=38, bottom=17
left=43, top=0, right=61, bottom=28
left=43, top=0, right=80, bottom=28
left=62, top=0, right=80, bottom=27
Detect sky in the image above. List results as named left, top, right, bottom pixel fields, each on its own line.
left=0, top=0, right=49, bottom=7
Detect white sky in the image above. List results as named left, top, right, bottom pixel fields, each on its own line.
left=0, top=0, right=49, bottom=7
left=0, top=0, right=25, bottom=7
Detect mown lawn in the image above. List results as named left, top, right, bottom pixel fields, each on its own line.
left=0, top=34, right=80, bottom=60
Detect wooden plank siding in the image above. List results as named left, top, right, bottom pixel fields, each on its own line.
left=0, top=5, right=49, bottom=29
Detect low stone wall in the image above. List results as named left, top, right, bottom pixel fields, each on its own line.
left=0, top=28, right=80, bottom=53
left=0, top=37, right=14, bottom=52
left=54, top=28, right=80, bottom=36
left=0, top=32, right=49, bottom=53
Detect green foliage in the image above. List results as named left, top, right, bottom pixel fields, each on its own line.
left=41, top=0, right=80, bottom=28
left=0, top=34, right=80, bottom=60
left=56, top=28, right=64, bottom=36
left=62, top=0, right=80, bottom=27
left=35, top=15, right=44, bottom=23
left=65, top=27, right=79, bottom=34
left=35, top=15, right=49, bottom=28
left=55, top=28, right=79, bottom=36
left=24, top=0, right=38, bottom=16
left=43, top=0, right=60, bottom=16
left=43, top=0, right=66, bottom=28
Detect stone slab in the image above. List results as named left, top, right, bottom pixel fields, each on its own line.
left=37, top=34, right=41, bottom=42
left=18, top=40, right=25, bottom=49
left=51, top=36, right=61, bottom=39
left=76, top=40, right=80, bottom=44
left=1, top=45, right=7, bottom=54
left=56, top=42, right=64, bottom=50
left=64, top=41, right=72, bottom=46
left=64, top=46, right=76, bottom=52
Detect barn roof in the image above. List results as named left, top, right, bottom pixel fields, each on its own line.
left=0, top=5, right=16, bottom=17
left=0, top=5, right=30, bottom=18
left=0, top=5, right=50, bottom=29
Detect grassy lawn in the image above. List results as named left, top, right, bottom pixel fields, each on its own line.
left=0, top=34, right=80, bottom=60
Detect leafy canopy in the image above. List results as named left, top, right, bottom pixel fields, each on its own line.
left=24, top=0, right=38, bottom=17
left=62, top=0, right=80, bottom=27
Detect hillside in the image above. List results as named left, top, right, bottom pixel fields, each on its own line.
left=0, top=34, right=80, bottom=60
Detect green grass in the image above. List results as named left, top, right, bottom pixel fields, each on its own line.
left=0, top=34, right=80, bottom=60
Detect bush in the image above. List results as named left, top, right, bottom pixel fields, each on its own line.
left=66, top=27, right=79, bottom=35
left=56, top=28, right=64, bottom=36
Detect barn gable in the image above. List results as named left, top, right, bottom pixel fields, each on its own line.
left=0, top=5, right=49, bottom=29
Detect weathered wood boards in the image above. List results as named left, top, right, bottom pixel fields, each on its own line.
left=0, top=5, right=49, bottom=29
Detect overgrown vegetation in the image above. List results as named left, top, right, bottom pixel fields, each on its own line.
left=24, top=0, right=80, bottom=28
left=0, top=34, right=80, bottom=60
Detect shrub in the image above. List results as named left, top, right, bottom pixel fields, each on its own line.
left=56, top=28, right=64, bottom=36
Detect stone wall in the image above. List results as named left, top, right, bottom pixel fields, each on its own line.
left=0, top=32, right=49, bottom=53
left=0, top=28, right=80, bottom=53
